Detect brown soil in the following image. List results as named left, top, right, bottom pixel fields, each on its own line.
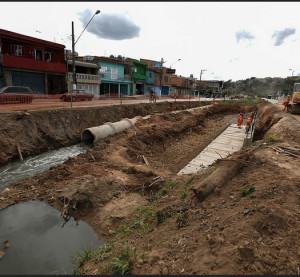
left=5, top=101, right=299, bottom=275
left=0, top=101, right=209, bottom=166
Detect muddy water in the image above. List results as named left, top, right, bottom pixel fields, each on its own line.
left=0, top=201, right=102, bottom=274
left=0, top=144, right=89, bottom=189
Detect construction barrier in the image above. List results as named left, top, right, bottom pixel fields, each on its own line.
left=0, top=94, right=33, bottom=104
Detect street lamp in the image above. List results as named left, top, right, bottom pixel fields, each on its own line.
left=170, top=58, right=181, bottom=69
left=71, top=10, right=100, bottom=107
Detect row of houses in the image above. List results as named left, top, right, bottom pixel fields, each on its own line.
left=0, top=28, right=223, bottom=97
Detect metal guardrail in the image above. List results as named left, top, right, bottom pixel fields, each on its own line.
left=244, top=111, right=258, bottom=145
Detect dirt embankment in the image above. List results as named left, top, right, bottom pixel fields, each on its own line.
left=0, top=101, right=209, bottom=166
left=71, top=102, right=300, bottom=275
left=0, top=102, right=255, bottom=215
left=2, top=101, right=275, bottom=275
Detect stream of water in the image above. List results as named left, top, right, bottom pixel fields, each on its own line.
left=0, top=143, right=89, bottom=189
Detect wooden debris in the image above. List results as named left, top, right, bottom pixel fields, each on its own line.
left=269, top=145, right=300, bottom=158
left=89, top=153, right=96, bottom=161
left=142, top=155, right=150, bottom=166
left=149, top=176, right=163, bottom=187
left=16, top=143, right=24, bottom=161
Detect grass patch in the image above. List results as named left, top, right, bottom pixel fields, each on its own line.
left=154, top=180, right=177, bottom=200
left=93, top=244, right=112, bottom=262
left=264, top=132, right=279, bottom=144
left=180, top=190, right=188, bottom=200
left=73, top=249, right=94, bottom=274
left=219, top=97, right=261, bottom=106
left=117, top=205, right=156, bottom=237
left=240, top=185, right=255, bottom=197
left=110, top=243, right=135, bottom=275
left=176, top=210, right=188, bottom=228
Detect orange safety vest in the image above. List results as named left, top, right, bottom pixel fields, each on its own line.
left=246, top=116, right=252, bottom=126
left=237, top=115, right=243, bottom=126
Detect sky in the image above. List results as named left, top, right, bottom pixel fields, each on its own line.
left=0, top=2, right=300, bottom=81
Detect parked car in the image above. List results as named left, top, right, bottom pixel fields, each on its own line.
left=60, top=89, right=94, bottom=102
left=0, top=86, right=34, bottom=104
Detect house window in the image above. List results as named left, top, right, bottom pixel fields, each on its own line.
left=44, top=52, right=52, bottom=62
left=34, top=49, right=43, bottom=61
left=11, top=44, right=23, bottom=56
left=111, top=68, right=118, bottom=80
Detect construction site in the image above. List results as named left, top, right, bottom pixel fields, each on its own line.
left=2, top=1, right=300, bottom=275
left=0, top=96, right=299, bottom=274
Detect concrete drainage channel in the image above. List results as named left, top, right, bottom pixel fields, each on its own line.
left=177, top=112, right=257, bottom=175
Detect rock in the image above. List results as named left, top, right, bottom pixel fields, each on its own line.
left=243, top=208, right=252, bottom=215
left=137, top=258, right=144, bottom=265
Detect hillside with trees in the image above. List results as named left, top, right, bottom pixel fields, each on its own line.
left=223, top=76, right=300, bottom=97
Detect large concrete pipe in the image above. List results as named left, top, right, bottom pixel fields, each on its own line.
left=82, top=117, right=140, bottom=144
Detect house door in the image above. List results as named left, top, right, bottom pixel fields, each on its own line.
left=12, top=71, right=45, bottom=93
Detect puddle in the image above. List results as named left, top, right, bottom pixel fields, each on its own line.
left=0, top=143, right=89, bottom=189
left=0, top=201, right=102, bottom=274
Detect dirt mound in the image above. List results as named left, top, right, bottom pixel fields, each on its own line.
left=96, top=193, right=148, bottom=231
left=266, top=116, right=300, bottom=144
left=254, top=102, right=283, bottom=139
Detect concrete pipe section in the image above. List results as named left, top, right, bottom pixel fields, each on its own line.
left=82, top=104, right=212, bottom=144
left=82, top=117, right=141, bottom=144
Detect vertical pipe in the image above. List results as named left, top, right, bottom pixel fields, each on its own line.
left=71, top=21, right=75, bottom=108
left=160, top=57, right=163, bottom=98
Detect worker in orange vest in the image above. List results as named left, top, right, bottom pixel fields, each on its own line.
left=282, top=95, right=290, bottom=112
left=237, top=113, right=244, bottom=128
left=245, top=114, right=253, bottom=134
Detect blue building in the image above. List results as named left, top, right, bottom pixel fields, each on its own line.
left=83, top=56, right=132, bottom=96
left=145, top=68, right=161, bottom=96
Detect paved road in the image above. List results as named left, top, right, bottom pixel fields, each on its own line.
left=0, top=97, right=219, bottom=113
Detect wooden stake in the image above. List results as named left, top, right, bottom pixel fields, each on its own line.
left=142, top=155, right=150, bottom=166
left=16, top=143, right=23, bottom=161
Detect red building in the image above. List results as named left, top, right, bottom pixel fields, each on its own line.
left=0, top=28, right=66, bottom=94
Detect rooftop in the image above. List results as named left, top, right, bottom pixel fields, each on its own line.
left=0, top=28, right=65, bottom=49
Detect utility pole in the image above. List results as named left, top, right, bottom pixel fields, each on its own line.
left=71, top=21, right=76, bottom=108
left=71, top=10, right=100, bottom=109
left=159, top=57, right=165, bottom=98
left=199, top=69, right=207, bottom=101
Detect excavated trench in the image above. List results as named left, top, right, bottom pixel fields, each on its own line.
left=0, top=101, right=210, bottom=166
left=0, top=101, right=259, bottom=275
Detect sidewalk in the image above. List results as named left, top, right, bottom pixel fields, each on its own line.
left=0, top=97, right=215, bottom=113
